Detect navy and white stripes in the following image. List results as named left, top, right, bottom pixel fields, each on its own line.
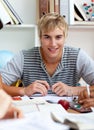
left=22, top=46, right=80, bottom=87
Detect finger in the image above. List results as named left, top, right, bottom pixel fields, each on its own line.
left=36, top=80, right=50, bottom=90
left=82, top=102, right=94, bottom=108
left=0, top=90, right=12, bottom=119
left=78, top=90, right=88, bottom=101
left=78, top=93, right=84, bottom=101
left=78, top=98, right=89, bottom=104
left=79, top=98, right=94, bottom=108
left=52, top=83, right=60, bottom=91
left=56, top=89, right=65, bottom=96
left=53, top=86, right=62, bottom=94
left=12, top=106, right=24, bottom=118
left=4, top=105, right=24, bottom=119
left=90, top=91, right=94, bottom=98
left=35, top=83, right=48, bottom=96
left=52, top=84, right=66, bottom=96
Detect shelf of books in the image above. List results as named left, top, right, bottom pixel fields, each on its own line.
left=60, top=0, right=94, bottom=26
left=37, top=0, right=60, bottom=20
left=37, top=0, right=94, bottom=27
left=0, top=0, right=39, bottom=53
left=1, top=0, right=94, bottom=28
left=0, top=0, right=23, bottom=29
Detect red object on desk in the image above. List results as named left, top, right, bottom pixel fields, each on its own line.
left=12, top=96, right=22, bottom=100
left=58, top=99, right=70, bottom=110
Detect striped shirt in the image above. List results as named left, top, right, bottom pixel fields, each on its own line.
left=1, top=46, right=94, bottom=87
left=22, top=46, right=80, bottom=87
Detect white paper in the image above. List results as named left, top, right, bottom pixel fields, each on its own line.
left=31, top=94, right=76, bottom=103
left=0, top=111, right=68, bottom=130
left=51, top=111, right=94, bottom=130
left=11, top=95, right=94, bottom=130
left=42, top=94, right=74, bottom=103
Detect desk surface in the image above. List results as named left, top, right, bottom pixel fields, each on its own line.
left=13, top=95, right=80, bottom=114
left=11, top=95, right=94, bottom=130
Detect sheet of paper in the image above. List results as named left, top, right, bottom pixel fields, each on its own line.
left=31, top=94, right=76, bottom=102
left=38, top=104, right=68, bottom=113
left=6, top=95, right=94, bottom=130
left=12, top=95, right=68, bottom=114
left=51, top=110, right=94, bottom=130
left=42, top=94, right=74, bottom=103
left=0, top=111, right=68, bottom=130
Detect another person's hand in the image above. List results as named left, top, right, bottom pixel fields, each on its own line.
left=78, top=88, right=89, bottom=101
left=78, top=98, right=94, bottom=108
left=78, top=87, right=94, bottom=108
left=0, top=89, right=23, bottom=119
left=24, top=80, right=50, bottom=96
left=78, top=86, right=94, bottom=100
left=52, top=82, right=71, bottom=96
left=3, top=105, right=23, bottom=119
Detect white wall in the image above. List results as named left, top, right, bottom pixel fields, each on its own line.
left=0, top=26, right=36, bottom=53
left=66, top=27, right=94, bottom=59
left=8, top=0, right=37, bottom=24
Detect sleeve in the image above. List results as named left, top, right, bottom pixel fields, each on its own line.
left=77, top=49, right=94, bottom=85
left=0, top=51, right=24, bottom=85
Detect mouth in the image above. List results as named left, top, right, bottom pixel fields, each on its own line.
left=48, top=48, right=58, bottom=53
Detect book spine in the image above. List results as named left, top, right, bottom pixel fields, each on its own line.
left=69, top=0, right=74, bottom=25
left=49, top=0, right=54, bottom=13
left=39, top=0, right=49, bottom=18
left=60, top=0, right=69, bottom=24
left=3, top=0, right=23, bottom=24
left=0, top=1, right=13, bottom=25
left=54, top=0, right=60, bottom=13
left=60, top=0, right=74, bottom=25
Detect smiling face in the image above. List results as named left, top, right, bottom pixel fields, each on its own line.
left=38, top=13, right=68, bottom=63
left=40, top=27, right=65, bottom=63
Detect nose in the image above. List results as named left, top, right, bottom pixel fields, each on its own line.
left=50, top=38, right=56, bottom=46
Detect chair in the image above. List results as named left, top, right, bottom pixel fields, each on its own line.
left=0, top=50, right=14, bottom=69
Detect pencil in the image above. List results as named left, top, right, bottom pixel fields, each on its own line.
left=86, top=85, right=90, bottom=97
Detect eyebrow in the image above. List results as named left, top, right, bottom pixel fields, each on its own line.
left=42, top=34, right=63, bottom=36
left=42, top=34, right=49, bottom=36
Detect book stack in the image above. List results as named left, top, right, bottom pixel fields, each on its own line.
left=37, top=0, right=60, bottom=19
left=60, top=0, right=74, bottom=25
left=0, top=0, right=22, bottom=29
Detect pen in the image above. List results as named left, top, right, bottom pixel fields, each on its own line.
left=86, top=85, right=90, bottom=97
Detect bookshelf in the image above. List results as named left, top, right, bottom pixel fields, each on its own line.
left=0, top=0, right=94, bottom=60
left=59, top=0, right=94, bottom=59
left=0, top=0, right=38, bottom=54
left=60, top=0, right=94, bottom=26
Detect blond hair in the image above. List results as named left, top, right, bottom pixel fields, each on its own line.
left=38, top=13, right=68, bottom=39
